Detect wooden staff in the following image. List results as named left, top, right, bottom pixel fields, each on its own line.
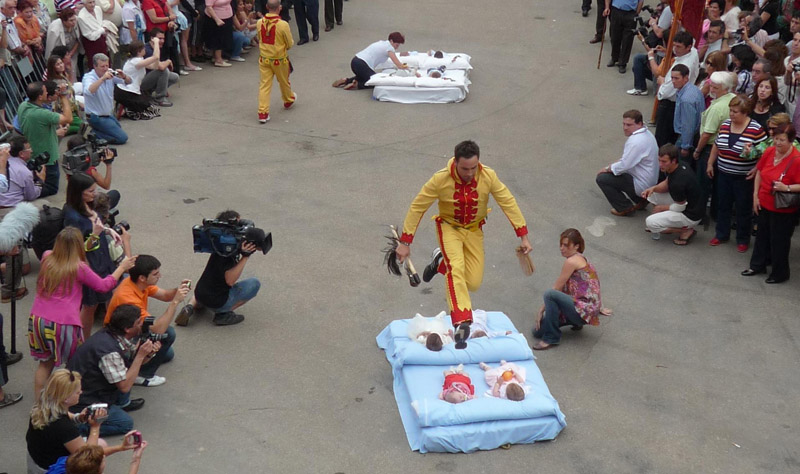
left=596, top=17, right=608, bottom=69
left=651, top=0, right=684, bottom=122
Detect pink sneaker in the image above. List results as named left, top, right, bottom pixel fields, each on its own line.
left=258, top=113, right=269, bottom=123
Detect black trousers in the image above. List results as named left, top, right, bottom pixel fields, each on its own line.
left=347, top=56, right=375, bottom=89
left=596, top=171, right=645, bottom=212
left=655, top=99, right=677, bottom=147
left=0, top=315, right=8, bottom=387
left=293, top=0, right=319, bottom=42
left=583, top=0, right=606, bottom=37
left=609, top=7, right=636, bottom=66
left=749, top=208, right=798, bottom=281
left=324, top=0, right=342, bottom=28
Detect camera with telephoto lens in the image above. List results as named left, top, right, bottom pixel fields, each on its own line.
left=635, top=5, right=661, bottom=48
left=192, top=218, right=272, bottom=258
left=61, top=133, right=117, bottom=176
left=26, top=152, right=49, bottom=173
left=141, top=316, right=170, bottom=342
left=113, top=220, right=130, bottom=235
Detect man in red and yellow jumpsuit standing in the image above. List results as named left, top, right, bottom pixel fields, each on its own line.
left=256, top=0, right=297, bottom=124
left=395, top=140, right=532, bottom=349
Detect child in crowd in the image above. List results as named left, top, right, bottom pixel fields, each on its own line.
left=438, top=364, right=474, bottom=404
left=479, top=360, right=528, bottom=401
left=407, top=311, right=453, bottom=351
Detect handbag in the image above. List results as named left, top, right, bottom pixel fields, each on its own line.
left=774, top=157, right=800, bottom=208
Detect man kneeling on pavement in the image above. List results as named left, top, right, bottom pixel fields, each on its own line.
left=67, top=305, right=160, bottom=436
left=104, top=255, right=190, bottom=387
left=641, top=144, right=704, bottom=245
left=176, top=210, right=262, bottom=327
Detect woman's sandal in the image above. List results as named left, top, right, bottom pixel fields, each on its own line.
left=532, top=340, right=553, bottom=351
left=673, top=229, right=697, bottom=246
left=343, top=81, right=357, bottom=90
left=331, top=78, right=347, bottom=88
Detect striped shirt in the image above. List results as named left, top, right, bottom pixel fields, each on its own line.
left=714, top=119, right=767, bottom=175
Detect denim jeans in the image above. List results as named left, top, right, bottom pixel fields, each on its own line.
left=77, top=391, right=134, bottom=437
left=232, top=31, right=248, bottom=58
left=715, top=171, right=753, bottom=245
left=139, top=325, right=176, bottom=378
left=632, top=53, right=653, bottom=91
left=213, top=278, right=261, bottom=314
left=88, top=114, right=128, bottom=144
left=533, top=289, right=584, bottom=345
left=39, top=163, right=60, bottom=198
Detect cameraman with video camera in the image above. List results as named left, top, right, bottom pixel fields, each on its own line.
left=17, top=81, right=73, bottom=198
left=176, top=210, right=263, bottom=327
left=65, top=134, right=120, bottom=210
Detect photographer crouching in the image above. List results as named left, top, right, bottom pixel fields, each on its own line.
left=64, top=133, right=121, bottom=212
left=176, top=210, right=270, bottom=327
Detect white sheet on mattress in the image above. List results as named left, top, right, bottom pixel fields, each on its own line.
left=369, top=69, right=469, bottom=104
left=375, top=52, right=472, bottom=71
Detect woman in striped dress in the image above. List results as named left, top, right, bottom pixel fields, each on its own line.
left=706, top=94, right=767, bottom=252
left=28, top=228, right=135, bottom=397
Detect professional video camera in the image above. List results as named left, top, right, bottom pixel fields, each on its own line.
left=61, top=132, right=118, bottom=176
left=141, top=316, right=170, bottom=342
left=634, top=5, right=662, bottom=48
left=26, top=152, right=49, bottom=173
left=192, top=218, right=272, bottom=258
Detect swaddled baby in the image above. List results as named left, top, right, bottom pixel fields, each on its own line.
left=407, top=311, right=454, bottom=351
left=479, top=360, right=529, bottom=401
left=438, top=364, right=474, bottom=404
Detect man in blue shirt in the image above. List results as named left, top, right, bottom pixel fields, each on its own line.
left=603, top=0, right=642, bottom=74
left=82, top=53, right=132, bottom=144
left=672, top=64, right=705, bottom=167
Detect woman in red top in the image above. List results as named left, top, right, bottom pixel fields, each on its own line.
left=741, top=123, right=800, bottom=283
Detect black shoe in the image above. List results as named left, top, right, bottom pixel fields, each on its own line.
left=618, top=64, right=627, bottom=74
left=121, top=398, right=145, bottom=412
left=325, top=25, right=332, bottom=31
left=213, top=311, right=245, bottom=326
left=454, top=322, right=470, bottom=350
left=297, top=39, right=309, bottom=45
left=6, top=351, right=22, bottom=365
left=336, top=20, right=342, bottom=25
left=741, top=268, right=764, bottom=276
left=422, top=248, right=443, bottom=283
left=589, top=35, right=602, bottom=44
left=606, top=59, right=617, bottom=67
left=155, top=98, right=173, bottom=107
left=175, top=304, right=194, bottom=327
left=312, top=33, right=319, bottom=41
left=766, top=276, right=788, bottom=284
left=582, top=7, right=589, bottom=17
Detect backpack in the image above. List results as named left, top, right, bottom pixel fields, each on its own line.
left=31, top=205, right=65, bottom=260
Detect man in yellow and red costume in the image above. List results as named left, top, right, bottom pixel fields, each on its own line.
left=395, top=140, right=532, bottom=349
left=256, top=0, right=297, bottom=124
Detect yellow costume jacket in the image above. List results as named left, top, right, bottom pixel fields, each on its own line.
left=257, top=14, right=293, bottom=59
left=400, top=158, right=528, bottom=244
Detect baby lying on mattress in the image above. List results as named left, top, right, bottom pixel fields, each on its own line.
left=438, top=360, right=529, bottom=404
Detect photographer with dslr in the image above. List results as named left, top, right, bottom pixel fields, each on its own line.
left=177, top=210, right=263, bottom=327
left=68, top=305, right=160, bottom=437
left=104, top=255, right=189, bottom=386
left=65, top=135, right=120, bottom=210
left=0, top=135, right=46, bottom=209
left=17, top=81, right=73, bottom=197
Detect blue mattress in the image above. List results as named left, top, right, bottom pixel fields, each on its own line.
left=376, top=311, right=566, bottom=453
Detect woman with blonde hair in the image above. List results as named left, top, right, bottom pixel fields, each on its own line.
left=28, top=228, right=135, bottom=397
left=26, top=369, right=136, bottom=474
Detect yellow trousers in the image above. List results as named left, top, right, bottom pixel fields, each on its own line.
left=435, top=218, right=484, bottom=326
left=258, top=56, right=294, bottom=114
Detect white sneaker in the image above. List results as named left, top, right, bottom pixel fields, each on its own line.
left=626, top=88, right=648, bottom=96
left=135, top=375, right=166, bottom=387
left=229, top=56, right=246, bottom=62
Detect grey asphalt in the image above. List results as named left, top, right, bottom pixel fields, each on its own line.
left=2, top=1, right=799, bottom=473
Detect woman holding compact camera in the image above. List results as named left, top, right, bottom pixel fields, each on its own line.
left=63, top=173, right=133, bottom=337
left=28, top=227, right=135, bottom=397
left=26, top=369, right=138, bottom=474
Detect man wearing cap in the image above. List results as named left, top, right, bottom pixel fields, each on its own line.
left=175, top=210, right=262, bottom=327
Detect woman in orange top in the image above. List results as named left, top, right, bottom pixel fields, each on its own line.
left=14, top=0, right=43, bottom=54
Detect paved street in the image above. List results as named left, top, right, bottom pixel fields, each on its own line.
left=1, top=1, right=799, bottom=473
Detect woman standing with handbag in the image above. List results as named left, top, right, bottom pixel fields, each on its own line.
left=742, top=123, right=800, bottom=283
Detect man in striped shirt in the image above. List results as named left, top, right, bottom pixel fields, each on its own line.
left=672, top=64, right=705, bottom=166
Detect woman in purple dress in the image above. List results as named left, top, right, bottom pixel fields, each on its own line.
left=532, top=228, right=602, bottom=350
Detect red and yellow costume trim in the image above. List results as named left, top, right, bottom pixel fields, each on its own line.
left=401, top=157, right=528, bottom=325
left=257, top=14, right=295, bottom=114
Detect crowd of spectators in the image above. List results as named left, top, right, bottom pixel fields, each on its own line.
left=587, top=0, right=800, bottom=285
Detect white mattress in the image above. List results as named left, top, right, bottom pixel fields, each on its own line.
left=370, top=69, right=470, bottom=104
